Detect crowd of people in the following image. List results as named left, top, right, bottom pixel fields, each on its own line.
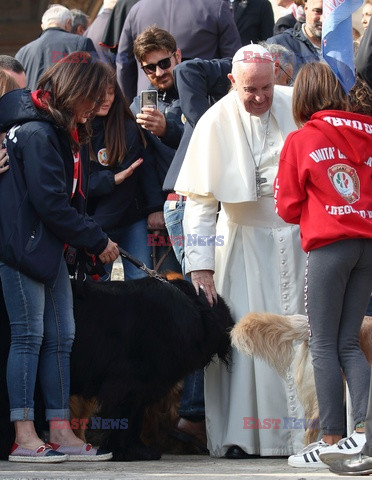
left=0, top=0, right=371, bottom=474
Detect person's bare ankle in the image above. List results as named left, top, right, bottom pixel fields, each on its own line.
left=355, top=421, right=365, bottom=433
left=14, top=420, right=45, bottom=450
left=323, top=434, right=342, bottom=445
left=15, top=437, right=45, bottom=450
left=49, top=419, right=85, bottom=446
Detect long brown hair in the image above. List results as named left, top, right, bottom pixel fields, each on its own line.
left=92, top=63, right=145, bottom=167
left=37, top=52, right=115, bottom=152
left=0, top=70, right=19, bottom=97
left=292, top=62, right=349, bottom=127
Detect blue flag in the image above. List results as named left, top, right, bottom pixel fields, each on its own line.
left=322, top=0, right=363, bottom=93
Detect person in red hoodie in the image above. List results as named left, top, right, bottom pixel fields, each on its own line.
left=275, top=62, right=372, bottom=468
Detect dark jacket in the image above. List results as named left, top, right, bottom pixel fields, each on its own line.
left=131, top=85, right=184, bottom=193
left=100, top=0, right=139, bottom=52
left=84, top=8, right=114, bottom=56
left=0, top=89, right=108, bottom=285
left=87, top=116, right=160, bottom=230
left=163, top=57, right=232, bottom=191
left=273, top=13, right=297, bottom=35
left=232, top=0, right=274, bottom=44
left=15, top=28, right=96, bottom=91
left=267, top=26, right=320, bottom=76
left=116, top=0, right=241, bottom=102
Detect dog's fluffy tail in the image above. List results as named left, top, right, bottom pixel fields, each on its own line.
left=231, top=312, right=309, bottom=377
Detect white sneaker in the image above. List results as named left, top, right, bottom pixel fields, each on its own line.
left=288, top=440, right=331, bottom=468
left=325, top=431, right=366, bottom=454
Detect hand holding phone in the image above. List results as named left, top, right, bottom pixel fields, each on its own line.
left=137, top=91, right=166, bottom=137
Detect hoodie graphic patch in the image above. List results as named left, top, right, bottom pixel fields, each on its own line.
left=327, top=164, right=360, bottom=204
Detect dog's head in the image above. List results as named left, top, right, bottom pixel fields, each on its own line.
left=168, top=278, right=234, bottom=366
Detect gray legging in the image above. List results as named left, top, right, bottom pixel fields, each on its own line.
left=306, top=238, right=372, bottom=436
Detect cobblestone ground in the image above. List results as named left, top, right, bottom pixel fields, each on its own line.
left=0, top=455, right=360, bottom=480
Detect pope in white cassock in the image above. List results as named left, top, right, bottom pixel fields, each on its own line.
left=175, top=45, right=307, bottom=458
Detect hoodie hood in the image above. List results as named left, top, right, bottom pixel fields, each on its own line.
left=0, top=89, right=51, bottom=132
left=308, top=110, right=372, bottom=165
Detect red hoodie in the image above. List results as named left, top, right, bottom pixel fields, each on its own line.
left=274, top=110, right=372, bottom=252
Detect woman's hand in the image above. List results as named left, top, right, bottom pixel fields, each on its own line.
left=191, top=270, right=217, bottom=307
left=114, top=157, right=143, bottom=185
left=0, top=149, right=9, bottom=174
left=98, top=238, right=119, bottom=264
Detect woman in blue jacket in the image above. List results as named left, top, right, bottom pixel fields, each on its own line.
left=0, top=53, right=119, bottom=462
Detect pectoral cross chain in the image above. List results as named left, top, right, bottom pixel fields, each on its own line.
left=255, top=168, right=267, bottom=199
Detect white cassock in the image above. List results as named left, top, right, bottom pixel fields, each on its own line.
left=175, top=87, right=307, bottom=456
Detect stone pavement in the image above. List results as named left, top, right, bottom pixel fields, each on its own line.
left=0, top=455, right=367, bottom=480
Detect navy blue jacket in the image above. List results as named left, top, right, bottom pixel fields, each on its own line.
left=87, top=116, right=161, bottom=230
left=131, top=85, right=184, bottom=194
left=267, top=26, right=320, bottom=76
left=0, top=89, right=108, bottom=285
left=163, top=58, right=232, bottom=191
left=232, top=0, right=274, bottom=44
left=273, top=13, right=297, bottom=35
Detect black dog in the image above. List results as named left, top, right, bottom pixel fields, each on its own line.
left=0, top=276, right=234, bottom=461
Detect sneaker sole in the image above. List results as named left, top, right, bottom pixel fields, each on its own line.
left=67, top=452, right=113, bottom=461
left=288, top=458, right=327, bottom=469
left=9, top=454, right=68, bottom=463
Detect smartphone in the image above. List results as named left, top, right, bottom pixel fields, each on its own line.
left=140, top=90, right=158, bottom=110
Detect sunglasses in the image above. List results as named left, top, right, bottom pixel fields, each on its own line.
left=141, top=53, right=175, bottom=75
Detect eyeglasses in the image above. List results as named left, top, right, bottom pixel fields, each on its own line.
left=141, top=53, right=175, bottom=75
left=278, top=64, right=294, bottom=86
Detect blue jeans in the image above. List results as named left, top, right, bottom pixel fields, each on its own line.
left=164, top=198, right=205, bottom=420
left=104, top=218, right=152, bottom=280
left=164, top=199, right=186, bottom=275
left=0, top=261, right=74, bottom=422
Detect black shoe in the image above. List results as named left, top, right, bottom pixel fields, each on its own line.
left=225, top=445, right=251, bottom=459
